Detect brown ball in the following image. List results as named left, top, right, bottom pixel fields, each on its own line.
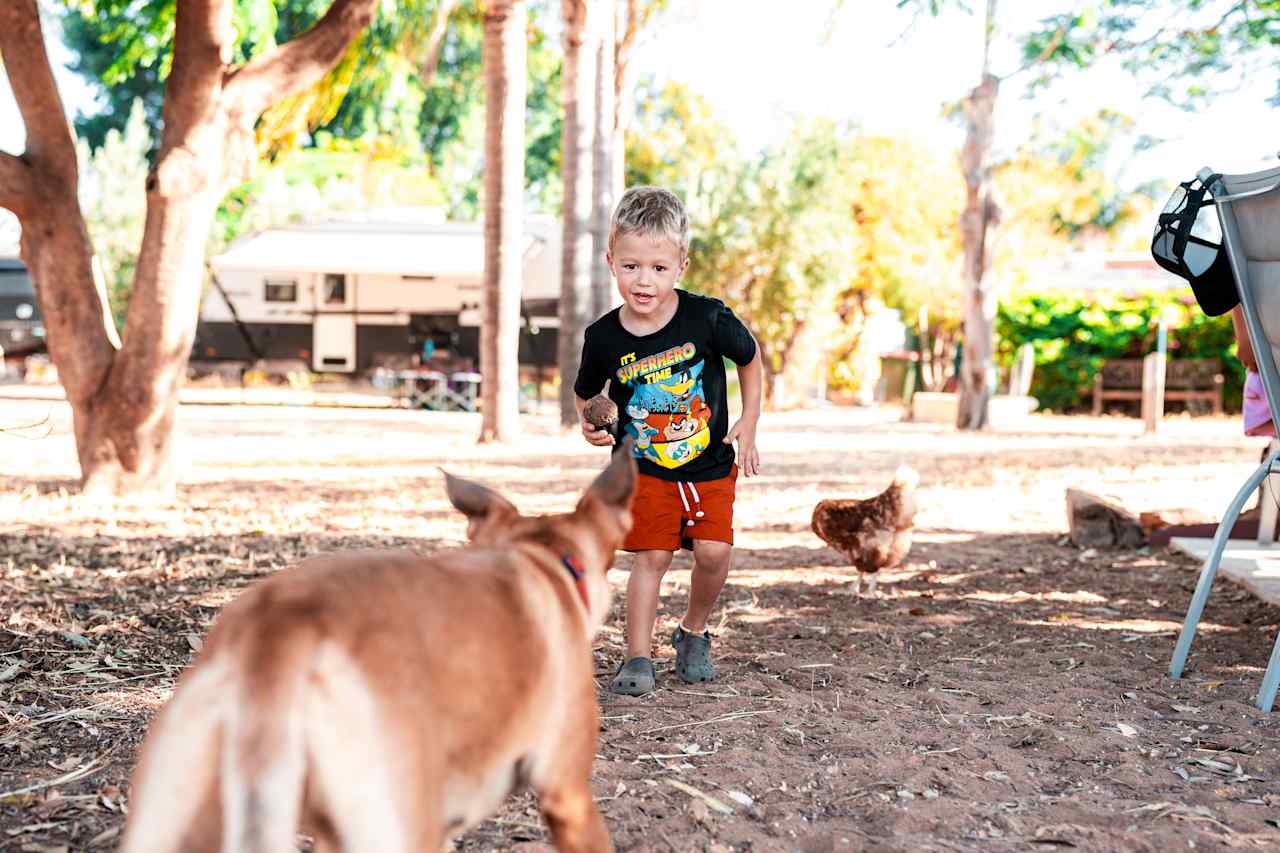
left=583, top=394, right=618, bottom=430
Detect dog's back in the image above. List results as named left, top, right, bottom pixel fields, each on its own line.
left=121, top=449, right=635, bottom=853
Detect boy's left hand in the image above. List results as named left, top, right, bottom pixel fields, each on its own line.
left=724, top=419, right=760, bottom=477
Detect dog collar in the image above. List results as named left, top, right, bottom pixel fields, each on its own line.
left=560, top=555, right=590, bottom=609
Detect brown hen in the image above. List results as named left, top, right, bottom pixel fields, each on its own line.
left=811, top=465, right=919, bottom=596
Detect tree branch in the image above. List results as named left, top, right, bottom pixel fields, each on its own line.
left=0, top=0, right=79, bottom=185
left=418, top=0, right=460, bottom=91
left=223, top=0, right=378, bottom=119
left=0, top=152, right=36, bottom=217
left=158, top=0, right=235, bottom=160
left=999, top=21, right=1066, bottom=82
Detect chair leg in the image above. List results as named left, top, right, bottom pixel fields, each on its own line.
left=1256, top=631, right=1280, bottom=712
left=1170, top=460, right=1274, bottom=679
left=1259, top=438, right=1280, bottom=544
left=1259, top=476, right=1279, bottom=544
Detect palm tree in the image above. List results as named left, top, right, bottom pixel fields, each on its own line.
left=590, top=0, right=616, bottom=318
left=479, top=0, right=527, bottom=443
left=558, top=0, right=598, bottom=428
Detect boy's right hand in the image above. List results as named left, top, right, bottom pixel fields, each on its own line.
left=581, top=418, right=616, bottom=446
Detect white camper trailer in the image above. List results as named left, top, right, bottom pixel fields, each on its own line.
left=197, top=213, right=561, bottom=373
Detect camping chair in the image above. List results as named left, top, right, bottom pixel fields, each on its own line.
left=1257, top=437, right=1280, bottom=545
left=446, top=371, right=481, bottom=412
left=1169, top=164, right=1280, bottom=711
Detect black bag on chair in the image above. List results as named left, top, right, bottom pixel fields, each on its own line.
left=1151, top=172, right=1238, bottom=316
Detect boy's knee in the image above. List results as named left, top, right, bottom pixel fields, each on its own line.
left=692, top=540, right=732, bottom=569
left=631, top=550, right=674, bottom=575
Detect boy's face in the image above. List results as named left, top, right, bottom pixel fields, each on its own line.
left=608, top=232, right=687, bottom=322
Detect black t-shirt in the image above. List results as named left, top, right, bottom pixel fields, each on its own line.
left=574, top=290, right=756, bottom=482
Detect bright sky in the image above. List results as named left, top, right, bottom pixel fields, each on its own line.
left=631, top=0, right=1280, bottom=188
left=3, top=1, right=1280, bottom=193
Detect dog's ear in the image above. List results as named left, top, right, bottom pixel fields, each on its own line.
left=443, top=470, right=519, bottom=540
left=581, top=438, right=637, bottom=510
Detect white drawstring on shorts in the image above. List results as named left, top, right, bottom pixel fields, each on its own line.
left=676, top=482, right=705, bottom=527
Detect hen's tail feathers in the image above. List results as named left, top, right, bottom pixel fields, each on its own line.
left=893, top=465, right=919, bottom=490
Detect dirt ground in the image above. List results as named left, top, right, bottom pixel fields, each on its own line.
left=3, top=396, right=1280, bottom=852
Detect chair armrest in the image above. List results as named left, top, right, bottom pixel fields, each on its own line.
left=1212, top=179, right=1280, bottom=203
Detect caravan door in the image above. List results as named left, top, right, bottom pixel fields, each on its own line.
left=313, top=273, right=356, bottom=372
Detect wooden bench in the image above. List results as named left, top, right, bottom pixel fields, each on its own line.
left=1091, top=357, right=1224, bottom=416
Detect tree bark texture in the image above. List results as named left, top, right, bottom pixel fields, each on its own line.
left=558, top=0, right=598, bottom=428
left=956, top=72, right=1001, bottom=431
left=479, top=0, right=527, bottom=443
left=0, top=0, right=375, bottom=495
left=590, top=0, right=616, bottom=319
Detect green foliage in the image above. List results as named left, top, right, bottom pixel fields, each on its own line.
left=213, top=137, right=449, bottom=250
left=1030, top=109, right=1151, bottom=237
left=840, top=135, right=965, bottom=329
left=62, top=0, right=286, bottom=152
left=411, top=4, right=563, bottom=217
left=625, top=78, right=738, bottom=206
left=996, top=290, right=1243, bottom=413
left=683, top=120, right=862, bottom=400
left=1021, top=2, right=1280, bottom=108
left=58, top=0, right=564, bottom=215
left=625, top=81, right=1157, bottom=401
left=76, top=99, right=151, bottom=332
left=62, top=5, right=168, bottom=154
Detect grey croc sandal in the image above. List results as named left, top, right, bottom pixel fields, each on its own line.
left=671, top=626, right=716, bottom=683
left=611, top=656, right=656, bottom=696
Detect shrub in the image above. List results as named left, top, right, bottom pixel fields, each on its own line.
left=996, top=291, right=1242, bottom=413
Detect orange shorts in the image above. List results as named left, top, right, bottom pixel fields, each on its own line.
left=622, top=466, right=738, bottom=552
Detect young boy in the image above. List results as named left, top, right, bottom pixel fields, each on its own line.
left=574, top=186, right=763, bottom=696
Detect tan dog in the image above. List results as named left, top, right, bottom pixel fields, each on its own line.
left=120, top=447, right=635, bottom=853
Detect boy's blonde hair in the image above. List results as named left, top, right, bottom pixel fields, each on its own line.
left=608, top=186, right=690, bottom=259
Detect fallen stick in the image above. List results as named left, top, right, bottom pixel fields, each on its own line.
left=0, top=756, right=107, bottom=801
left=638, top=709, right=774, bottom=735
left=667, top=779, right=734, bottom=815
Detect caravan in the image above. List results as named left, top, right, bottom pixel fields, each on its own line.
left=196, top=213, right=561, bottom=373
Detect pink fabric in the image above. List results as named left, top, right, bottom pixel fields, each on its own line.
left=1244, top=370, right=1277, bottom=436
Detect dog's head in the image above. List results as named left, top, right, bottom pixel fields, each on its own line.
left=443, top=441, right=637, bottom=580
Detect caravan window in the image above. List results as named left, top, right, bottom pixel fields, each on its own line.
left=323, top=273, right=346, bottom=305
left=264, top=279, right=298, bottom=302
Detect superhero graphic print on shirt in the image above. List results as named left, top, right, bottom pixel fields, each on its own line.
left=616, top=345, right=711, bottom=470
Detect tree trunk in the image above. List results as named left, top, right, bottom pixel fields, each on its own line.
left=590, top=0, right=616, bottom=319
left=956, top=0, right=1001, bottom=431
left=479, top=0, right=526, bottom=443
left=956, top=71, right=1001, bottom=431
left=558, top=0, right=598, bottom=428
left=611, top=0, right=634, bottom=205
left=0, top=0, right=376, bottom=495
left=612, top=0, right=654, bottom=206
